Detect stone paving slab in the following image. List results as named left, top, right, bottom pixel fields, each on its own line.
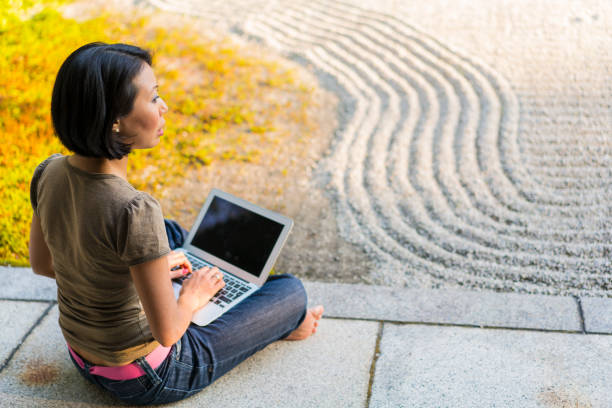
left=0, top=306, right=378, bottom=407
left=0, top=301, right=50, bottom=368
left=304, top=281, right=582, bottom=332
left=370, top=323, right=612, bottom=408
left=0, top=306, right=115, bottom=406
left=581, top=296, right=612, bottom=334
left=0, top=267, right=56, bottom=301
left=0, top=392, right=109, bottom=408
left=172, top=317, right=378, bottom=408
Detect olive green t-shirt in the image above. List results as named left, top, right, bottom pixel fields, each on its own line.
left=30, top=154, right=171, bottom=365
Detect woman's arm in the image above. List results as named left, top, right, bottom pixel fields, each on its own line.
left=130, top=259, right=225, bottom=347
left=29, top=214, right=55, bottom=279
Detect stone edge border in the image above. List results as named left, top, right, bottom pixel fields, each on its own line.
left=304, top=281, right=610, bottom=335
left=2, top=267, right=610, bottom=334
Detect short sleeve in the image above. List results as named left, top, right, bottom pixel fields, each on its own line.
left=116, top=193, right=171, bottom=266
left=30, top=153, right=63, bottom=216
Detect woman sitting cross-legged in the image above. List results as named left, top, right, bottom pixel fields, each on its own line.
left=28, top=42, right=324, bottom=406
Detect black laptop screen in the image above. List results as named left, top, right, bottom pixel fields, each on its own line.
left=190, top=196, right=284, bottom=277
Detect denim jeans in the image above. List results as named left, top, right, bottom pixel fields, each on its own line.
left=69, top=219, right=307, bottom=405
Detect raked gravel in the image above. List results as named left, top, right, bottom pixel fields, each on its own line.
left=143, top=0, right=612, bottom=296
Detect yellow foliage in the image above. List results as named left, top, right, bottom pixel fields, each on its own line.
left=0, top=1, right=311, bottom=265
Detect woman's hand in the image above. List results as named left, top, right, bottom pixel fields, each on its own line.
left=167, top=250, right=193, bottom=279
left=179, top=266, right=226, bottom=312
left=130, top=259, right=224, bottom=346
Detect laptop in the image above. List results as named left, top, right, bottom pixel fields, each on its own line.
left=171, top=188, right=293, bottom=326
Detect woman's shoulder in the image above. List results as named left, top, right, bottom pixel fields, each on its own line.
left=31, top=153, right=64, bottom=181
left=30, top=154, right=64, bottom=213
left=32, top=154, right=160, bottom=213
left=95, top=183, right=164, bottom=226
left=124, top=190, right=163, bottom=215
left=34, top=153, right=64, bottom=168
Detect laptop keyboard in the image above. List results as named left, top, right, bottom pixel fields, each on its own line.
left=180, top=252, right=252, bottom=308
left=185, top=253, right=207, bottom=271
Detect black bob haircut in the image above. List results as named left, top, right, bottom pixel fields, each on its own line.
left=51, top=42, right=152, bottom=159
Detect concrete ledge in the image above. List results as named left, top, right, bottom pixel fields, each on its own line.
left=304, top=281, right=582, bottom=332
left=0, top=268, right=585, bottom=333
left=581, top=297, right=612, bottom=334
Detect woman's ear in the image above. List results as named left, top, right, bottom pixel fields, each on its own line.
left=112, top=120, right=120, bottom=134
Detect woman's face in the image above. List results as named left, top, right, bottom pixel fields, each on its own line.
left=118, top=63, right=168, bottom=150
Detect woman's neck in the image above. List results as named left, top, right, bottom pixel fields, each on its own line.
left=68, top=154, right=129, bottom=179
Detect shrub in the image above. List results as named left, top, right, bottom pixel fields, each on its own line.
left=0, top=0, right=312, bottom=265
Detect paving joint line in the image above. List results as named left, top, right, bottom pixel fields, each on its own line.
left=572, top=295, right=587, bottom=334
left=0, top=298, right=57, bottom=303
left=365, top=321, right=383, bottom=408
left=322, top=316, right=608, bottom=335
left=0, top=302, right=55, bottom=374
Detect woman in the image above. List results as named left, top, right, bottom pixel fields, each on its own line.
left=28, top=42, right=324, bottom=405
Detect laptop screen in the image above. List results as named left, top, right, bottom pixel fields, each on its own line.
left=190, top=196, right=284, bottom=277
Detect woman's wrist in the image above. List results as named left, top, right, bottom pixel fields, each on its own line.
left=177, top=291, right=197, bottom=314
left=177, top=289, right=210, bottom=315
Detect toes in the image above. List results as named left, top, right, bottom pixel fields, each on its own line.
left=311, top=305, right=324, bottom=319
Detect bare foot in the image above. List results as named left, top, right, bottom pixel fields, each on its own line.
left=284, top=305, right=324, bottom=340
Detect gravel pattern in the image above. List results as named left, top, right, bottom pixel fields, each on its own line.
left=145, top=0, right=612, bottom=296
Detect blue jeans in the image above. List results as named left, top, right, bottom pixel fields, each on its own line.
left=69, top=219, right=307, bottom=405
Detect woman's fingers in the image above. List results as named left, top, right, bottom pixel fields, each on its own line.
left=200, top=267, right=225, bottom=289
left=208, top=267, right=223, bottom=280
left=169, top=268, right=185, bottom=279
left=201, top=267, right=226, bottom=287
left=189, top=267, right=224, bottom=286
left=180, top=266, right=225, bottom=309
left=167, top=251, right=193, bottom=276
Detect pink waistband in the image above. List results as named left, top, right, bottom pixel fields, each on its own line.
left=68, top=343, right=172, bottom=381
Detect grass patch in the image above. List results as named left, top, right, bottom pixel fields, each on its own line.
left=0, top=0, right=315, bottom=266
